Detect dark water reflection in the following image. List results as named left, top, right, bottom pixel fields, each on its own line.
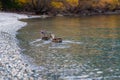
left=17, top=15, right=120, bottom=80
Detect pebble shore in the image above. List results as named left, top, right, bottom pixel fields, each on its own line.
left=0, top=12, right=43, bottom=80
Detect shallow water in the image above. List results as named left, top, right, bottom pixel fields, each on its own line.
left=17, top=15, right=120, bottom=80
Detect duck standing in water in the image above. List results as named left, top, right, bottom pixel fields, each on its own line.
left=51, top=34, right=62, bottom=43
left=40, top=30, right=51, bottom=40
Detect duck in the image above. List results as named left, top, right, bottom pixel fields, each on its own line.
left=51, top=34, right=62, bottom=43
left=40, top=30, right=51, bottom=40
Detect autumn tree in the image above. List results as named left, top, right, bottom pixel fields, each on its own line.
left=31, top=0, right=52, bottom=14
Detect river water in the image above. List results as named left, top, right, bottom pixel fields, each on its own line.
left=17, top=15, right=120, bottom=80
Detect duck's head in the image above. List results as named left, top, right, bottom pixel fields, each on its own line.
left=40, top=30, right=46, bottom=34
left=50, top=34, right=55, bottom=39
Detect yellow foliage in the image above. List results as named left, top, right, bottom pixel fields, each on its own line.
left=98, top=0, right=119, bottom=9
left=66, top=0, right=78, bottom=6
left=18, top=0, right=27, bottom=3
left=51, top=1, right=64, bottom=9
left=8, top=0, right=120, bottom=11
left=91, top=0, right=119, bottom=9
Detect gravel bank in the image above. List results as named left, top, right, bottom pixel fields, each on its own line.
left=0, top=12, right=43, bottom=80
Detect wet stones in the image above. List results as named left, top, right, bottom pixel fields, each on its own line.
left=0, top=32, right=42, bottom=80
left=0, top=12, right=47, bottom=80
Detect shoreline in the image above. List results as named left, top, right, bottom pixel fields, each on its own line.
left=59, top=10, right=120, bottom=17
left=2, top=10, right=120, bottom=17
left=0, top=12, right=43, bottom=80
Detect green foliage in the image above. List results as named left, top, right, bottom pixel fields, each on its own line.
left=1, top=0, right=23, bottom=11
left=0, top=1, right=2, bottom=10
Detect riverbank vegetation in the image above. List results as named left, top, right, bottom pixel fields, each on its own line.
left=1, top=0, right=120, bottom=16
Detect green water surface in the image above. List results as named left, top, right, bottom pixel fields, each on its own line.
left=17, top=15, right=120, bottom=80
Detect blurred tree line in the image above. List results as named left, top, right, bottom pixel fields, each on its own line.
left=0, top=0, right=22, bottom=11
left=0, top=0, right=120, bottom=15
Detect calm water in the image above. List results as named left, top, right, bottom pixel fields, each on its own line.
left=17, top=15, right=120, bottom=80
